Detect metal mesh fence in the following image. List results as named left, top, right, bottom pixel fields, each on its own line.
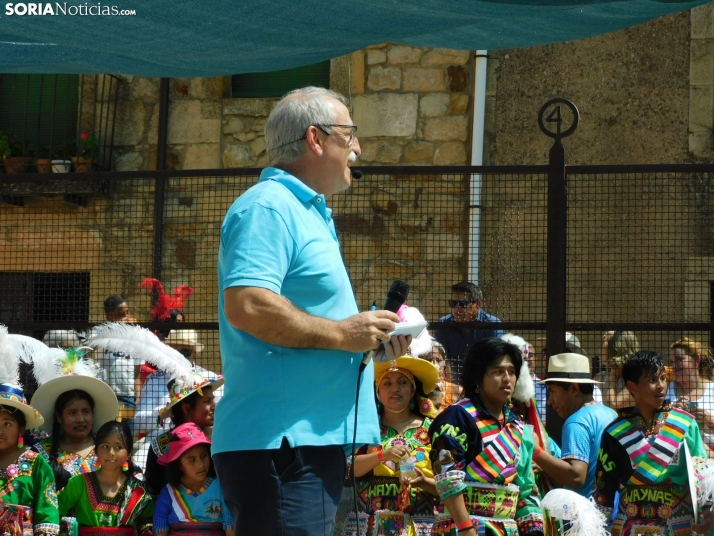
left=0, top=164, right=713, bottom=453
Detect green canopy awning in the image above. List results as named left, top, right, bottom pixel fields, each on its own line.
left=0, top=0, right=707, bottom=77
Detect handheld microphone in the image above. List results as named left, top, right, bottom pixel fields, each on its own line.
left=361, top=279, right=410, bottom=368
left=351, top=169, right=363, bottom=180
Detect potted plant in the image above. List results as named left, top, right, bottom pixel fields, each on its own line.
left=36, top=144, right=52, bottom=173
left=72, top=131, right=98, bottom=172
left=1, top=133, right=31, bottom=173
left=51, top=142, right=72, bottom=173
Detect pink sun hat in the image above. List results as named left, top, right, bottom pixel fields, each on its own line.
left=156, top=422, right=211, bottom=466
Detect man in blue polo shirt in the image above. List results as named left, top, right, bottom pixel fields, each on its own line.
left=215, top=87, right=409, bottom=536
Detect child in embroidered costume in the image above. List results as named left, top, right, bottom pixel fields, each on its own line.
left=593, top=350, right=714, bottom=536
left=153, top=423, right=233, bottom=536
left=348, top=337, right=441, bottom=536
left=58, top=421, right=153, bottom=536
left=428, top=337, right=544, bottom=536
left=0, top=325, right=60, bottom=536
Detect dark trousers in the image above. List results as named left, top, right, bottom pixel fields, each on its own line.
left=214, top=438, right=346, bottom=536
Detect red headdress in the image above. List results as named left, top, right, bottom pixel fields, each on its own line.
left=140, top=278, right=193, bottom=321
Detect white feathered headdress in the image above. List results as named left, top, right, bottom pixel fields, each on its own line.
left=0, top=325, right=45, bottom=429
left=541, top=489, right=609, bottom=536
left=501, top=333, right=535, bottom=404
left=85, top=322, right=194, bottom=381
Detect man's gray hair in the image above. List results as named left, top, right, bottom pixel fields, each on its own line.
left=265, top=86, right=348, bottom=165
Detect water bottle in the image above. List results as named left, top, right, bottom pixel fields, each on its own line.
left=399, top=455, right=418, bottom=479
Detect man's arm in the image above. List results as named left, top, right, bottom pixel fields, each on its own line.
left=224, top=286, right=405, bottom=354
left=533, top=450, right=589, bottom=489
left=133, top=364, right=142, bottom=400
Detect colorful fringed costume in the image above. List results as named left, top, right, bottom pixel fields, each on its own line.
left=58, top=473, right=153, bottom=536
left=0, top=450, right=60, bottom=536
left=593, top=405, right=708, bottom=536
left=347, top=417, right=438, bottom=536
left=428, top=398, right=544, bottom=536
left=36, top=438, right=98, bottom=480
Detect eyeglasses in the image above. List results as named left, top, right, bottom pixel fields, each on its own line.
left=178, top=348, right=194, bottom=358
left=273, top=124, right=358, bottom=150
left=449, top=300, right=478, bottom=308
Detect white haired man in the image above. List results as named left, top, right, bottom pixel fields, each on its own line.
left=215, top=87, right=410, bottom=535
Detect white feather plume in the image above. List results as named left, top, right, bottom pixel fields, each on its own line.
left=541, top=489, right=609, bottom=536
left=7, top=334, right=68, bottom=385
left=501, top=333, right=535, bottom=404
left=0, top=325, right=20, bottom=385
left=86, top=323, right=193, bottom=380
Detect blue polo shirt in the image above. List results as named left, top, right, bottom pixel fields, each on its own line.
left=214, top=167, right=380, bottom=454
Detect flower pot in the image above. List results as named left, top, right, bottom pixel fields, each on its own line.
left=71, top=156, right=92, bottom=173
left=36, top=158, right=52, bottom=173
left=51, top=159, right=72, bottom=173
left=3, top=156, right=31, bottom=173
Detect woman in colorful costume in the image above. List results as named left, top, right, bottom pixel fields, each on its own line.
left=59, top=420, right=153, bottom=536
left=348, top=347, right=441, bottom=536
left=30, top=347, right=118, bottom=490
left=153, top=423, right=233, bottom=536
left=0, top=326, right=60, bottom=536
left=593, top=350, right=714, bottom=536
left=428, top=337, right=544, bottom=536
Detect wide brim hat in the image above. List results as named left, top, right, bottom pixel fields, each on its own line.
left=31, top=375, right=119, bottom=433
left=164, top=329, right=204, bottom=353
left=0, top=383, right=44, bottom=429
left=374, top=356, right=440, bottom=395
left=158, top=372, right=224, bottom=420
left=539, top=353, right=600, bottom=384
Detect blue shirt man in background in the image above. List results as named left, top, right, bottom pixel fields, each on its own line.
left=434, top=281, right=504, bottom=370
left=215, top=87, right=409, bottom=536
left=531, top=353, right=617, bottom=497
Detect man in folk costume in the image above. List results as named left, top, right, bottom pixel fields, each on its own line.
left=428, top=337, right=544, bottom=536
left=531, top=353, right=616, bottom=498
left=593, top=350, right=714, bottom=536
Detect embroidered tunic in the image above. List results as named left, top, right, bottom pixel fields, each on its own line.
left=153, top=478, right=233, bottom=534
left=0, top=450, right=60, bottom=536
left=36, top=438, right=98, bottom=480
left=59, top=473, right=153, bottom=536
left=428, top=398, right=544, bottom=536
left=593, top=406, right=707, bottom=536
left=347, top=417, right=438, bottom=535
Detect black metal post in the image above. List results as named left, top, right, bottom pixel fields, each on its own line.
left=545, top=136, right=567, bottom=443
left=152, top=77, right=170, bottom=281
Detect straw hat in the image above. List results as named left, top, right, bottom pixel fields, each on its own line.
left=164, top=330, right=203, bottom=353
left=30, top=347, right=119, bottom=433
left=159, top=371, right=224, bottom=420
left=539, top=353, right=600, bottom=384
left=0, top=383, right=44, bottom=429
left=374, top=356, right=440, bottom=395
left=32, top=375, right=118, bottom=434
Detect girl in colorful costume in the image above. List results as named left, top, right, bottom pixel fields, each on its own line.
left=347, top=307, right=441, bottom=536
left=0, top=325, right=60, bottom=536
left=59, top=421, right=153, bottom=536
left=29, top=347, right=118, bottom=490
left=153, top=423, right=233, bottom=536
left=428, top=337, right=544, bottom=536
left=593, top=350, right=714, bottom=536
